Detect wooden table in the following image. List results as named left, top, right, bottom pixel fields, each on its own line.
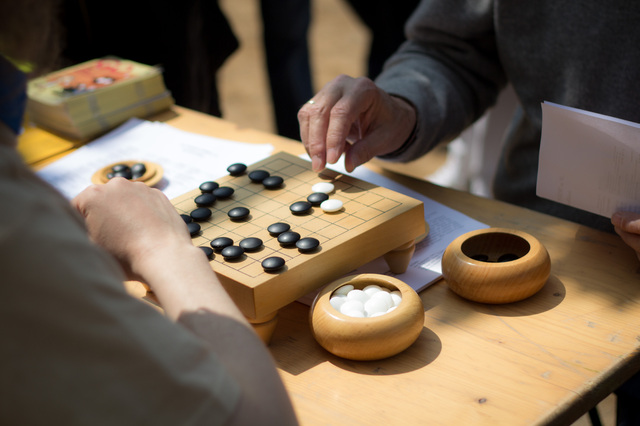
left=21, top=107, right=640, bottom=425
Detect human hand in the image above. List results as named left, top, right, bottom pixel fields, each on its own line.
left=72, top=178, right=192, bottom=280
left=298, top=74, right=416, bottom=173
left=612, top=211, right=640, bottom=261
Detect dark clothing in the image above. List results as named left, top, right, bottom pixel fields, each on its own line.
left=260, top=0, right=313, bottom=141
left=0, top=55, right=27, bottom=134
left=60, top=0, right=238, bottom=117
left=376, top=0, right=640, bottom=232
left=344, top=0, right=420, bottom=79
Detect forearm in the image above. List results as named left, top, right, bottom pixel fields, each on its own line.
left=134, top=243, right=249, bottom=326
left=136, top=244, right=298, bottom=425
left=375, top=0, right=506, bottom=162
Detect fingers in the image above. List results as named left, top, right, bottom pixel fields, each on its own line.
left=612, top=211, right=640, bottom=233
left=299, top=76, right=417, bottom=174
left=73, top=178, right=189, bottom=257
left=613, top=211, right=640, bottom=260
left=298, top=75, right=376, bottom=172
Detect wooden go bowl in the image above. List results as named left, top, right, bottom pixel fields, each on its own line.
left=91, top=160, right=163, bottom=187
left=442, top=228, right=551, bottom=304
left=310, top=274, right=424, bottom=361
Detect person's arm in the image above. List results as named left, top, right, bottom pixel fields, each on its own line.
left=72, top=178, right=298, bottom=426
left=298, top=0, right=507, bottom=172
left=612, top=211, right=640, bottom=261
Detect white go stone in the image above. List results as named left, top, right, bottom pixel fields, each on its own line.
left=346, top=289, right=369, bottom=303
left=362, top=284, right=383, bottom=296
left=340, top=300, right=364, bottom=316
left=329, top=285, right=403, bottom=318
left=390, top=291, right=402, bottom=307
left=320, top=199, right=343, bottom=213
left=329, top=295, right=347, bottom=310
left=364, top=297, right=390, bottom=317
left=312, top=182, right=335, bottom=194
left=333, top=284, right=354, bottom=296
left=370, top=291, right=393, bottom=311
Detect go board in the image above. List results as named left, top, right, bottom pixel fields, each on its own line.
left=170, top=151, right=426, bottom=326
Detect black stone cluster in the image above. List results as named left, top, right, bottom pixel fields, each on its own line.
left=107, top=162, right=146, bottom=180
left=181, top=162, right=318, bottom=272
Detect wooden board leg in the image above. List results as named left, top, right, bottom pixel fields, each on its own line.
left=383, top=241, right=416, bottom=274
left=248, top=311, right=279, bottom=344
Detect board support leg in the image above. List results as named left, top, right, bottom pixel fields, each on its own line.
left=383, top=241, right=416, bottom=274
left=248, top=311, right=279, bottom=344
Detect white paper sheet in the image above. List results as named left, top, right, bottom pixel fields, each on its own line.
left=36, top=118, right=275, bottom=200
left=537, top=102, right=640, bottom=217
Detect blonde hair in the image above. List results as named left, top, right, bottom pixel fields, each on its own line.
left=0, top=0, right=62, bottom=75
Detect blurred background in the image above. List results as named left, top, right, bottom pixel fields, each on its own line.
left=217, top=0, right=369, bottom=135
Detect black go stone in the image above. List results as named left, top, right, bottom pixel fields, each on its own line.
left=307, top=192, right=329, bottom=206
left=190, top=207, right=212, bottom=222
left=221, top=245, right=244, bottom=260
left=111, top=164, right=131, bottom=174
left=112, top=169, right=133, bottom=180
left=210, top=237, right=234, bottom=251
left=227, top=163, right=247, bottom=176
left=187, top=222, right=201, bottom=236
left=228, top=207, right=250, bottom=221
left=195, top=193, right=216, bottom=207
left=199, top=246, right=214, bottom=258
left=240, top=237, right=263, bottom=252
left=262, top=175, right=284, bottom=189
left=213, top=186, right=234, bottom=199
left=180, top=214, right=193, bottom=224
left=290, top=201, right=312, bottom=215
left=131, top=163, right=146, bottom=178
left=199, top=181, right=219, bottom=193
left=267, top=222, right=290, bottom=236
left=249, top=170, right=270, bottom=183
left=262, top=256, right=285, bottom=272
left=296, top=237, right=320, bottom=253
left=278, top=231, right=301, bottom=246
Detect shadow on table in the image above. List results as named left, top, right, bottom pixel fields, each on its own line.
left=327, top=326, right=442, bottom=376
left=470, top=274, right=566, bottom=317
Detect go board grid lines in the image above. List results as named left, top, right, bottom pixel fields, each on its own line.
left=171, top=153, right=404, bottom=281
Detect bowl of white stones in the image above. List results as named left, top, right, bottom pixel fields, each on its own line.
left=310, top=273, right=424, bottom=361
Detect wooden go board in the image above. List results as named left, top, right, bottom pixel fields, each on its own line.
left=171, top=152, right=425, bottom=321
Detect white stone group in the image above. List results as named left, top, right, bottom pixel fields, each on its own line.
left=329, top=284, right=402, bottom=318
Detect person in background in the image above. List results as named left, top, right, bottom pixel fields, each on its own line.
left=0, top=1, right=297, bottom=424
left=298, top=1, right=640, bottom=424
left=344, top=0, right=420, bottom=79
left=260, top=0, right=314, bottom=140
left=260, top=0, right=420, bottom=140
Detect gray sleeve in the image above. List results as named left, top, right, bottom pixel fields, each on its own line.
left=0, top=148, right=241, bottom=426
left=375, top=0, right=507, bottom=162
